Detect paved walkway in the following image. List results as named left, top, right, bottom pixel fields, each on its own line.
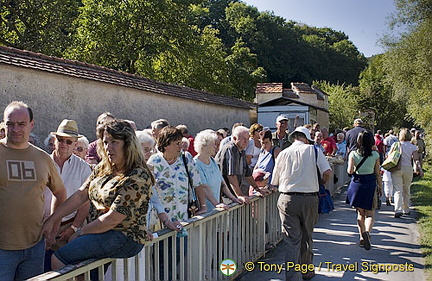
left=236, top=188, right=425, bottom=281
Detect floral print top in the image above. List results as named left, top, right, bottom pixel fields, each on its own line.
left=83, top=166, right=153, bottom=244
left=147, top=152, right=202, bottom=221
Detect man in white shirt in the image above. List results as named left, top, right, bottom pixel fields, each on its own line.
left=272, top=126, right=331, bottom=281
left=44, top=119, right=92, bottom=270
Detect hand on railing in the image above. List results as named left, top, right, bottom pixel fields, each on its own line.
left=163, top=219, right=182, bottom=232
left=214, top=203, right=229, bottom=210
left=237, top=195, right=250, bottom=204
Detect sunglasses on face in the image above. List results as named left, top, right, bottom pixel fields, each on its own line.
left=56, top=136, right=74, bottom=145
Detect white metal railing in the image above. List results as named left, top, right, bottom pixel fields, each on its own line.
left=30, top=192, right=281, bottom=281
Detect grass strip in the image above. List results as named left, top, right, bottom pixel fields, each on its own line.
left=411, top=162, right=432, bottom=280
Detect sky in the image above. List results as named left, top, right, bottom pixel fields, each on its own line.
left=243, top=0, right=399, bottom=57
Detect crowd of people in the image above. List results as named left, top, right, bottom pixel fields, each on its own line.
left=0, top=101, right=427, bottom=281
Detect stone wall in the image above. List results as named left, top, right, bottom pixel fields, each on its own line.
left=1, top=64, right=252, bottom=144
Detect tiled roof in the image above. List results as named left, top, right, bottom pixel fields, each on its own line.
left=0, top=46, right=254, bottom=109
left=255, top=83, right=283, bottom=94
left=291, top=82, right=326, bottom=100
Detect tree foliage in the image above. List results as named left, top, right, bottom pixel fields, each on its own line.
left=313, top=81, right=360, bottom=131
left=381, top=0, right=432, bottom=132
left=358, top=54, right=409, bottom=131
left=0, top=0, right=79, bottom=56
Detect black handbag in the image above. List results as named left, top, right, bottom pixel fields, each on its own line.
left=181, top=153, right=199, bottom=218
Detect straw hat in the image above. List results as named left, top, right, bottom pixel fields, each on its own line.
left=52, top=119, right=82, bottom=138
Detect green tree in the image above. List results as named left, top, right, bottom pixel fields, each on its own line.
left=67, top=0, right=238, bottom=97
left=381, top=0, right=432, bottom=132
left=0, top=0, right=79, bottom=56
left=313, top=81, right=361, bottom=130
left=358, top=54, right=409, bottom=131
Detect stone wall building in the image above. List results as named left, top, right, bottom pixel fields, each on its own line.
left=0, top=46, right=254, bottom=144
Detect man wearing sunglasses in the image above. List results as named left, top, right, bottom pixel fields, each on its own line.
left=43, top=119, right=92, bottom=271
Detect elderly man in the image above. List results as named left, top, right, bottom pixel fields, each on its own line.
left=0, top=101, right=66, bottom=280
left=345, top=118, right=365, bottom=154
left=215, top=126, right=269, bottom=204
left=150, top=118, right=169, bottom=140
left=43, top=119, right=92, bottom=270
left=272, top=126, right=331, bottom=281
left=272, top=115, right=292, bottom=150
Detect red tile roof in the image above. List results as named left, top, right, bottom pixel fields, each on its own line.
left=0, top=46, right=254, bottom=109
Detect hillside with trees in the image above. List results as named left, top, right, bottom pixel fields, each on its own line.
left=0, top=0, right=367, bottom=100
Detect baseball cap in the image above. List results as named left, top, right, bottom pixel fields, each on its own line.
left=276, top=115, right=288, bottom=123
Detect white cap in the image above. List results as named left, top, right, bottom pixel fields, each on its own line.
left=288, top=126, right=314, bottom=143
left=276, top=115, right=288, bottom=123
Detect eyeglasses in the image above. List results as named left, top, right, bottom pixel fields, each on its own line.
left=56, top=137, right=74, bottom=145
left=74, top=147, right=86, bottom=152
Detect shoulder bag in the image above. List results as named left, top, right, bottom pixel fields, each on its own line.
left=382, top=142, right=402, bottom=172
left=314, top=147, right=334, bottom=214
left=181, top=153, right=199, bottom=218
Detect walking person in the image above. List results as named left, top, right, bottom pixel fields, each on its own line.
left=346, top=131, right=383, bottom=250
left=391, top=128, right=423, bottom=218
left=272, top=127, right=331, bottom=280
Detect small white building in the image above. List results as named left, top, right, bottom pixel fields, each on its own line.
left=255, top=82, right=329, bottom=131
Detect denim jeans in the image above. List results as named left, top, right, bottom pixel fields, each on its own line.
left=54, top=230, right=143, bottom=265
left=0, top=238, right=45, bottom=281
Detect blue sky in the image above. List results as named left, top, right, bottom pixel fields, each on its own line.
left=243, top=0, right=399, bottom=57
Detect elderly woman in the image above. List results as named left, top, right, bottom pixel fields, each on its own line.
left=73, top=135, right=89, bottom=160
left=391, top=128, right=424, bottom=218
left=194, top=129, right=240, bottom=212
left=246, top=123, right=263, bottom=169
left=135, top=130, right=156, bottom=162
left=147, top=126, right=205, bottom=222
left=42, top=119, right=154, bottom=270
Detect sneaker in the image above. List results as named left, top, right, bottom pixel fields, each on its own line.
left=386, top=198, right=391, bottom=206
left=395, top=212, right=403, bottom=218
left=361, top=232, right=371, bottom=250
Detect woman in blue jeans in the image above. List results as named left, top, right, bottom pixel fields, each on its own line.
left=42, top=119, right=154, bottom=269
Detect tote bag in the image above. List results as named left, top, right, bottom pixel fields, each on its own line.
left=382, top=142, right=401, bottom=171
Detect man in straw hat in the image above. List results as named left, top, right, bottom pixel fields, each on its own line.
left=43, top=119, right=92, bottom=271
left=272, top=126, right=331, bottom=280
left=0, top=101, right=66, bottom=280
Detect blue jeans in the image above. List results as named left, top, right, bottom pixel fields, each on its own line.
left=54, top=230, right=143, bottom=265
left=0, top=238, right=45, bottom=280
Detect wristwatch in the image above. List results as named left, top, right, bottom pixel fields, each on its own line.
left=70, top=225, right=79, bottom=233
